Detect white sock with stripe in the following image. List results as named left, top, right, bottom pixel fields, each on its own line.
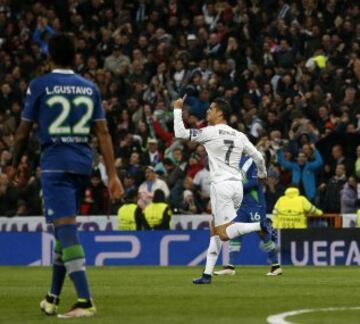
left=226, top=222, right=261, bottom=240
left=204, top=235, right=222, bottom=275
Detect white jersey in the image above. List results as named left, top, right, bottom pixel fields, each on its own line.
left=174, top=109, right=267, bottom=184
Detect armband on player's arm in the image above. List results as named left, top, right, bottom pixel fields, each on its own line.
left=173, top=109, right=191, bottom=140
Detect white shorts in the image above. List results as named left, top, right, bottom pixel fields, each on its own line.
left=210, top=180, right=243, bottom=227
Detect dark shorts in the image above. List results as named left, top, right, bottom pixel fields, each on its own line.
left=40, top=172, right=89, bottom=223
left=235, top=203, right=266, bottom=223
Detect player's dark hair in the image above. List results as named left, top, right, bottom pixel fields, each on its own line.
left=214, top=97, right=232, bottom=122
left=48, top=33, right=75, bottom=67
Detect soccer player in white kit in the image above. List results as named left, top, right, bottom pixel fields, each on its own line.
left=173, top=96, right=271, bottom=284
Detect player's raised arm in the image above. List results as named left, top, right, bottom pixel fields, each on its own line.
left=173, top=96, right=213, bottom=143
left=173, top=96, right=191, bottom=140
left=93, top=120, right=124, bottom=199
left=241, top=134, right=267, bottom=179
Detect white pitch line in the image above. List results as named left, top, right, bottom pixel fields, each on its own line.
left=267, top=306, right=360, bottom=324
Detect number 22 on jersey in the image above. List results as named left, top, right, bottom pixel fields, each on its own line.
left=46, top=95, right=94, bottom=135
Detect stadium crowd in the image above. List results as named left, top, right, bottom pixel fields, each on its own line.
left=0, top=0, right=359, bottom=219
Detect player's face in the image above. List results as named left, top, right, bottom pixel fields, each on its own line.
left=206, top=103, right=218, bottom=125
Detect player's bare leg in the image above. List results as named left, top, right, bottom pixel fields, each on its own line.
left=216, top=219, right=269, bottom=242
left=193, top=223, right=222, bottom=284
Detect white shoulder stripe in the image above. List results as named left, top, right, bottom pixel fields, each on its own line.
left=242, top=158, right=254, bottom=173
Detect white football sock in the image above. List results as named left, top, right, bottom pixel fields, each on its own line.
left=226, top=222, right=261, bottom=240
left=204, top=235, right=222, bottom=275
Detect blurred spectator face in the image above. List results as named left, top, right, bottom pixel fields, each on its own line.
left=130, top=152, right=140, bottom=165
left=318, top=106, right=328, bottom=119
left=174, top=59, right=184, bottom=71
left=356, top=145, right=360, bottom=158
left=302, top=144, right=313, bottom=158
left=145, top=168, right=156, bottom=181
left=196, top=145, right=206, bottom=158
left=137, top=121, right=147, bottom=134
left=344, top=87, right=356, bottom=102
left=194, top=15, right=205, bottom=28
left=148, top=142, right=158, bottom=153
left=348, top=176, right=357, bottom=188
left=173, top=149, right=182, bottom=163
left=335, top=164, right=346, bottom=178
left=270, top=130, right=282, bottom=141
left=267, top=112, right=276, bottom=123
left=157, top=62, right=166, bottom=74
left=127, top=98, right=138, bottom=111
left=1, top=83, right=11, bottom=95
left=91, top=175, right=101, bottom=187
left=332, top=145, right=343, bottom=159
left=209, top=33, right=218, bottom=45
left=138, top=36, right=148, bottom=48
left=124, top=176, right=135, bottom=188
left=346, top=124, right=356, bottom=133
left=299, top=134, right=310, bottom=145
left=199, top=88, right=209, bottom=101
left=1, top=150, right=12, bottom=165
left=87, top=56, right=98, bottom=69
left=297, top=152, right=307, bottom=165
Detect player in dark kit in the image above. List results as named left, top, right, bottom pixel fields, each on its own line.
left=11, top=34, right=124, bottom=318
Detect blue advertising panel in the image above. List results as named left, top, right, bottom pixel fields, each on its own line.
left=280, top=228, right=360, bottom=266
left=0, top=231, right=267, bottom=266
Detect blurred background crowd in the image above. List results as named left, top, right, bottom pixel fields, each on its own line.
left=0, top=0, right=359, bottom=218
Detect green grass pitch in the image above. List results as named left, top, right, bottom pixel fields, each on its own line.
left=0, top=266, right=359, bottom=324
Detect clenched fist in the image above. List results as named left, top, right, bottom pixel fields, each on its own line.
left=173, top=95, right=187, bottom=109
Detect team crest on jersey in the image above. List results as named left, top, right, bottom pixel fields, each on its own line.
left=191, top=129, right=201, bottom=137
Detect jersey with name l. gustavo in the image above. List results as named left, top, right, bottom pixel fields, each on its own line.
left=21, top=69, right=105, bottom=175
left=189, top=124, right=262, bottom=184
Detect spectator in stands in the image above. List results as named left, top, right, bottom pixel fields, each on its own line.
left=329, top=145, right=354, bottom=177
left=278, top=145, right=323, bottom=201
left=0, top=0, right=359, bottom=218
left=264, top=168, right=285, bottom=214
left=127, top=152, right=144, bottom=186
left=273, top=184, right=323, bottom=229
left=341, top=176, right=358, bottom=214
left=138, top=166, right=169, bottom=208
left=193, top=162, right=210, bottom=208
left=163, top=158, right=184, bottom=188
left=118, top=190, right=149, bottom=230
left=143, top=189, right=172, bottom=230
left=142, top=138, right=162, bottom=167
left=82, top=169, right=110, bottom=216
left=15, top=199, right=28, bottom=216
left=169, top=176, right=202, bottom=214
left=322, top=164, right=347, bottom=213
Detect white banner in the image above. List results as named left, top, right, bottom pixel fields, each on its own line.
left=0, top=213, right=357, bottom=232
left=170, top=214, right=211, bottom=230
left=341, top=214, right=358, bottom=228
